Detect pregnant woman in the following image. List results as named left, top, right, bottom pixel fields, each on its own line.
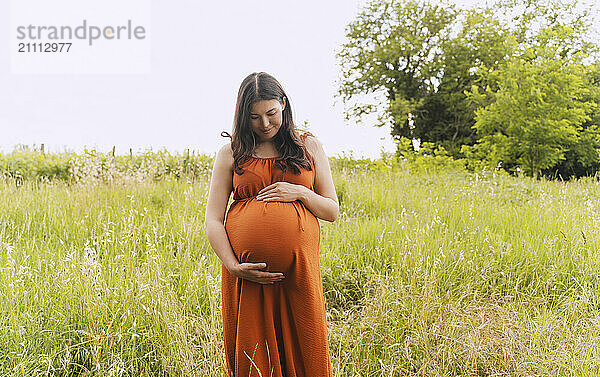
left=204, top=72, right=339, bottom=376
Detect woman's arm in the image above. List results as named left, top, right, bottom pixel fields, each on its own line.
left=203, top=144, right=241, bottom=272
left=298, top=135, right=339, bottom=222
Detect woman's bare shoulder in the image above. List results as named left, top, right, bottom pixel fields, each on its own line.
left=302, top=133, right=325, bottom=159
left=218, top=141, right=233, bottom=156
left=216, top=142, right=234, bottom=170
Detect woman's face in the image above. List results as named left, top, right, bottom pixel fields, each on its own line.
left=249, top=98, right=285, bottom=143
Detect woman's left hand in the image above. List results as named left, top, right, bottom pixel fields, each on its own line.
left=256, top=182, right=307, bottom=202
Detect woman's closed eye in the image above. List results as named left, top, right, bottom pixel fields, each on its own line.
left=251, top=112, right=277, bottom=119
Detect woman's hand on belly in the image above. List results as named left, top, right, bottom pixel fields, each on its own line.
left=230, top=262, right=285, bottom=284
left=256, top=182, right=307, bottom=202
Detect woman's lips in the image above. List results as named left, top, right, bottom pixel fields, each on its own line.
left=261, top=128, right=272, bottom=133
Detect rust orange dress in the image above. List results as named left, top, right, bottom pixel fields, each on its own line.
left=222, top=132, right=333, bottom=377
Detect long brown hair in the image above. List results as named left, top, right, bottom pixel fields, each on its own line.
left=221, top=72, right=314, bottom=175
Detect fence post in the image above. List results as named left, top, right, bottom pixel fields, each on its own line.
left=41, top=143, right=45, bottom=157
left=185, top=148, right=190, bottom=175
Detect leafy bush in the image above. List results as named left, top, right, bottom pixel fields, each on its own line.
left=0, top=147, right=213, bottom=184
left=396, top=137, right=466, bottom=173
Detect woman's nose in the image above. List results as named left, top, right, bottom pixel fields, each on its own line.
left=262, top=116, right=270, bottom=126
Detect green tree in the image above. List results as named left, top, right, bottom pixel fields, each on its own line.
left=420, top=9, right=514, bottom=155
left=336, top=0, right=458, bottom=140
left=492, top=0, right=597, bottom=52
left=463, top=26, right=596, bottom=178
left=543, top=62, right=600, bottom=178
left=336, top=0, right=513, bottom=155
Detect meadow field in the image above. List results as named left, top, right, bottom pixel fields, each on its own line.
left=1, top=151, right=599, bottom=376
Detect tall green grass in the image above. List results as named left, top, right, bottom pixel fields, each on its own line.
left=0, top=152, right=599, bottom=376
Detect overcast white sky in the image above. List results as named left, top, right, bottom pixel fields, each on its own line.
left=1, top=0, right=598, bottom=159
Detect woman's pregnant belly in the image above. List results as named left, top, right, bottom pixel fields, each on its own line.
left=224, top=198, right=320, bottom=274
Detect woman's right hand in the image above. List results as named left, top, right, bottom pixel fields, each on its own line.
left=229, top=262, right=285, bottom=284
